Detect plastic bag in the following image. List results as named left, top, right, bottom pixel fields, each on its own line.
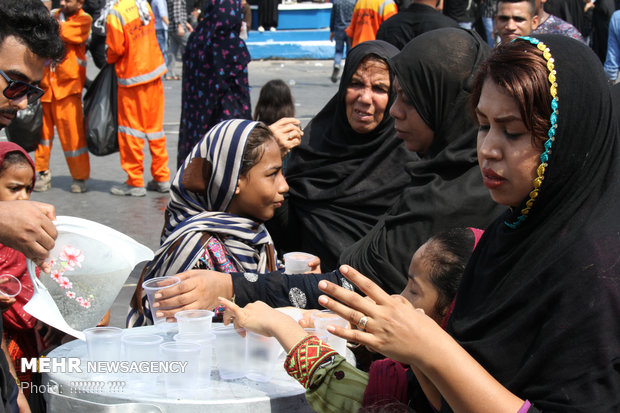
left=83, top=64, right=118, bottom=156
left=5, top=100, right=43, bottom=152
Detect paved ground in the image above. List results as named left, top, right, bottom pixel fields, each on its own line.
left=1, top=59, right=339, bottom=328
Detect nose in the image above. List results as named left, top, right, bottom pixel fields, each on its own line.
left=477, top=127, right=501, bottom=160
left=358, top=86, right=372, bottom=104
left=389, top=97, right=403, bottom=120
left=278, top=173, right=289, bottom=194
left=11, top=94, right=28, bottom=111
left=16, top=189, right=29, bottom=201
left=506, top=18, right=517, bottom=30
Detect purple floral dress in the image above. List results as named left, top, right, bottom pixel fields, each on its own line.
left=177, top=0, right=252, bottom=167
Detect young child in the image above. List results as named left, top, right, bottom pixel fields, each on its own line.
left=253, top=79, right=295, bottom=126
left=0, top=142, right=41, bottom=401
left=129, top=119, right=313, bottom=326
left=220, top=227, right=483, bottom=412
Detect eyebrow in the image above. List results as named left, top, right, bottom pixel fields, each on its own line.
left=475, top=108, right=522, bottom=122
left=3, top=68, right=40, bottom=85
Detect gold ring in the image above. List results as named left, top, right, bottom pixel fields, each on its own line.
left=357, top=315, right=368, bottom=330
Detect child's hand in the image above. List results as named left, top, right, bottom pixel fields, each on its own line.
left=307, top=256, right=321, bottom=273
left=0, top=295, right=15, bottom=312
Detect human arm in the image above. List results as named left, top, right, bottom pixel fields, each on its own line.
left=604, top=13, right=620, bottom=81
left=1, top=337, right=31, bottom=413
left=0, top=201, right=56, bottom=269
left=317, top=265, right=527, bottom=413
left=220, top=298, right=368, bottom=413
left=268, top=118, right=303, bottom=157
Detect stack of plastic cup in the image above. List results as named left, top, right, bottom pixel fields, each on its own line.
left=303, top=328, right=329, bottom=342
left=84, top=326, right=123, bottom=362
left=283, top=252, right=315, bottom=274
left=245, top=331, right=283, bottom=382
left=159, top=341, right=201, bottom=399
left=121, top=333, right=163, bottom=390
left=174, top=332, right=216, bottom=387
left=311, top=310, right=349, bottom=356
left=141, top=276, right=181, bottom=326
left=212, top=325, right=247, bottom=380
left=174, top=309, right=214, bottom=334
left=0, top=274, right=21, bottom=298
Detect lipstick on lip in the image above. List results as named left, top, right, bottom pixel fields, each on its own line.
left=481, top=167, right=505, bottom=189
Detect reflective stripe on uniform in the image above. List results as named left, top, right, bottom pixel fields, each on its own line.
left=108, top=9, right=126, bottom=26
left=117, top=63, right=167, bottom=86
left=64, top=146, right=89, bottom=158
left=119, top=125, right=165, bottom=141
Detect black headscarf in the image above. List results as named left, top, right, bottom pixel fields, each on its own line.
left=445, top=35, right=620, bottom=411
left=340, top=28, right=503, bottom=294
left=267, top=40, right=417, bottom=271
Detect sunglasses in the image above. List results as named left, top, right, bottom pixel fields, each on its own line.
left=0, top=68, right=45, bottom=104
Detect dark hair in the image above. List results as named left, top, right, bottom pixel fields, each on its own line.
left=0, top=0, right=65, bottom=64
left=239, top=123, right=277, bottom=176
left=470, top=41, right=552, bottom=147
left=253, top=79, right=295, bottom=126
left=497, top=0, right=536, bottom=15
left=0, top=151, right=33, bottom=178
left=424, top=228, right=476, bottom=318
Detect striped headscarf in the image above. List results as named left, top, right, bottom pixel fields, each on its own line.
left=128, top=120, right=278, bottom=327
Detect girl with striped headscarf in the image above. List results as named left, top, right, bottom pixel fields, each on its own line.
left=128, top=119, right=289, bottom=327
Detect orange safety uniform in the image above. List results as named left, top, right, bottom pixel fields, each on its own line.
left=106, top=0, right=170, bottom=188
left=345, top=0, right=398, bottom=46
left=36, top=8, right=91, bottom=181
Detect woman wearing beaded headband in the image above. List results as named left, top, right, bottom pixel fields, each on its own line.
left=315, top=34, right=620, bottom=412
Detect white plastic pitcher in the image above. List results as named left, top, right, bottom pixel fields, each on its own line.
left=24, top=216, right=154, bottom=340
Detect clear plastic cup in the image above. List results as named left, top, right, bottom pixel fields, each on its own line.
left=142, top=276, right=181, bottom=325
left=283, top=252, right=315, bottom=274
left=0, top=274, right=21, bottom=298
left=245, top=331, right=283, bottom=382
left=174, top=309, right=214, bottom=334
left=84, top=326, right=123, bottom=362
left=212, top=325, right=247, bottom=380
left=303, top=328, right=329, bottom=342
left=275, top=307, right=303, bottom=322
left=311, top=310, right=349, bottom=356
left=159, top=341, right=201, bottom=399
left=121, top=333, right=163, bottom=389
left=174, top=332, right=216, bottom=387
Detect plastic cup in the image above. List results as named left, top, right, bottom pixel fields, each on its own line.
left=159, top=341, right=201, bottom=399
left=283, top=252, right=315, bottom=274
left=304, top=328, right=329, bottom=342
left=245, top=331, right=283, bottom=382
left=84, top=326, right=122, bottom=362
left=174, top=332, right=216, bottom=387
left=0, top=274, right=21, bottom=298
left=275, top=307, right=303, bottom=322
left=142, top=276, right=181, bottom=325
left=212, top=325, right=247, bottom=380
left=174, top=309, right=214, bottom=334
left=311, top=310, right=349, bottom=357
left=121, top=333, right=163, bottom=389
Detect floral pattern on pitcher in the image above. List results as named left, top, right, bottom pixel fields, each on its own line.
left=47, top=245, right=92, bottom=309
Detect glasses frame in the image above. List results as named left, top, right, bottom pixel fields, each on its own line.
left=0, top=68, right=45, bottom=104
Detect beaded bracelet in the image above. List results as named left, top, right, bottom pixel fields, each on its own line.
left=505, top=36, right=558, bottom=229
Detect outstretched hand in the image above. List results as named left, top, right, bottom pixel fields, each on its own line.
left=219, top=298, right=308, bottom=352
left=317, top=265, right=443, bottom=365
left=0, top=201, right=57, bottom=270
left=153, top=270, right=233, bottom=321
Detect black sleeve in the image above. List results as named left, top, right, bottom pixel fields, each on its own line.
left=231, top=270, right=359, bottom=308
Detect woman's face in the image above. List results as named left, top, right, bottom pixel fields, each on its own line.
left=0, top=163, right=33, bottom=201
left=390, top=77, right=434, bottom=154
left=476, top=77, right=541, bottom=208
left=400, top=242, right=443, bottom=325
left=345, top=58, right=391, bottom=134
left=228, top=139, right=289, bottom=222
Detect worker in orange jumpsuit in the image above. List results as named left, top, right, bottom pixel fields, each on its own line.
left=34, top=0, right=91, bottom=193
left=105, top=0, right=170, bottom=197
left=345, top=0, right=398, bottom=46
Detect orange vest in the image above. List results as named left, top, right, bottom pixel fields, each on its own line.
left=40, top=9, right=91, bottom=102
left=106, top=0, right=167, bottom=87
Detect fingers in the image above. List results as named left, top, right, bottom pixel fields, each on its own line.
left=317, top=292, right=371, bottom=331
left=32, top=201, right=57, bottom=221
left=326, top=324, right=380, bottom=349
left=338, top=265, right=392, bottom=305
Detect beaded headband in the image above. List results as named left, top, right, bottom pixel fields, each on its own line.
left=504, top=36, right=558, bottom=229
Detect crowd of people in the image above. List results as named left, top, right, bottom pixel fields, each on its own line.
left=1, top=0, right=620, bottom=412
